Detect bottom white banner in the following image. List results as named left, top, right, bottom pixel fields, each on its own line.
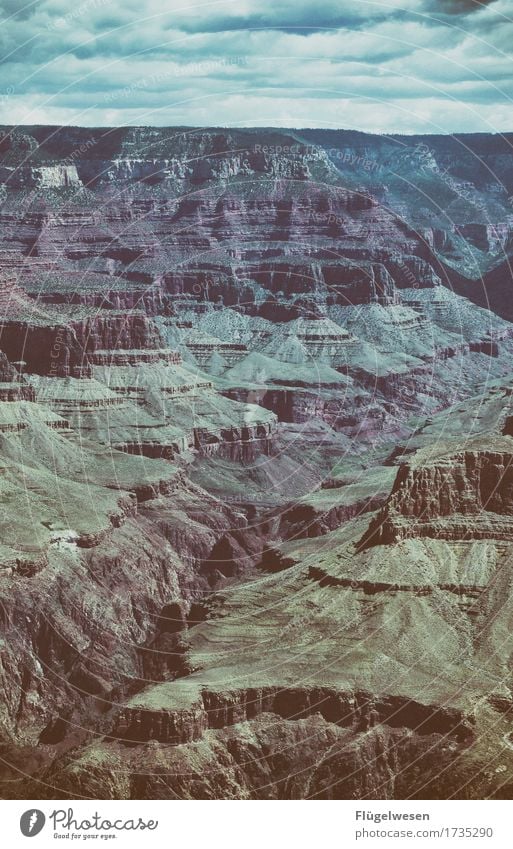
left=0, top=799, right=510, bottom=848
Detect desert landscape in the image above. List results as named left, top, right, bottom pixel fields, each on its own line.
left=0, top=125, right=513, bottom=798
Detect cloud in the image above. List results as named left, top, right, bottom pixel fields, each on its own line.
left=0, top=0, right=510, bottom=132
left=0, top=0, right=43, bottom=21
left=425, top=0, right=498, bottom=14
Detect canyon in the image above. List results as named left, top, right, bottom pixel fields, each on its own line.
left=1, top=125, right=513, bottom=799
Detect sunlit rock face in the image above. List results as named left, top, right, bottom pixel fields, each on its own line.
left=1, top=126, right=513, bottom=800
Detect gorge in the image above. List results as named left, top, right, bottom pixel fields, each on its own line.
left=1, top=125, right=513, bottom=799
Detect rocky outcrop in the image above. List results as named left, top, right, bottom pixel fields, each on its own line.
left=361, top=444, right=513, bottom=546
left=114, top=685, right=473, bottom=745
left=195, top=421, right=274, bottom=461
left=456, top=223, right=512, bottom=253
left=0, top=310, right=163, bottom=376
left=0, top=164, right=81, bottom=189
left=11, top=714, right=471, bottom=800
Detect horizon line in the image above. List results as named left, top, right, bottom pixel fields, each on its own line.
left=2, top=124, right=513, bottom=138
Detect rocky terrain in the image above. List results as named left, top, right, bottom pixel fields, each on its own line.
left=1, top=125, right=513, bottom=799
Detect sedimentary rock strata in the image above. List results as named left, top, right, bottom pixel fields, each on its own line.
left=1, top=126, right=513, bottom=800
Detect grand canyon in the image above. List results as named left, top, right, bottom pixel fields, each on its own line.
left=1, top=125, right=513, bottom=799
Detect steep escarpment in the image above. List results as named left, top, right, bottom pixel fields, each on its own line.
left=0, top=310, right=162, bottom=375
left=113, top=685, right=472, bottom=746
left=361, top=437, right=513, bottom=547
left=19, top=716, right=469, bottom=800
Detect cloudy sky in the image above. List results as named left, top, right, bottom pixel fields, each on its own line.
left=0, top=0, right=512, bottom=132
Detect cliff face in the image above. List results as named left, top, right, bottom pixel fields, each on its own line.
left=113, top=685, right=472, bottom=746
left=26, top=717, right=467, bottom=800
left=0, top=310, right=162, bottom=375
left=361, top=439, right=513, bottom=547
left=1, top=126, right=513, bottom=800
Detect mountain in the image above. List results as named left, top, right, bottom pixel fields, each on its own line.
left=1, top=126, right=513, bottom=799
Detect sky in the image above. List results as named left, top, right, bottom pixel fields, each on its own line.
left=0, top=0, right=512, bottom=132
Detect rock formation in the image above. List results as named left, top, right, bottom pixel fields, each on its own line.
left=1, top=126, right=513, bottom=800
